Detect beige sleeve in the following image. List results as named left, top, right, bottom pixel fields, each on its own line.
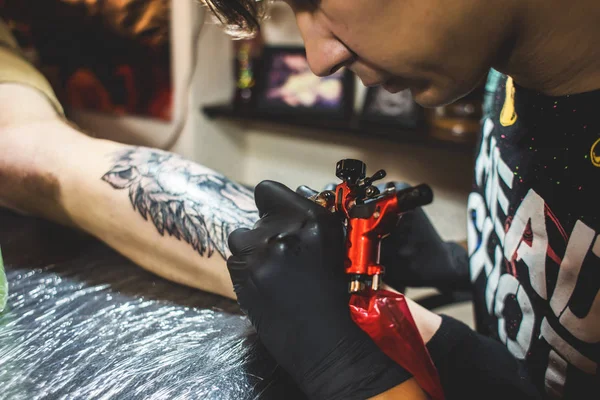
left=0, top=19, right=64, bottom=117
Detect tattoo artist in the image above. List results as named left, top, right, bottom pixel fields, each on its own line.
left=220, top=0, right=600, bottom=399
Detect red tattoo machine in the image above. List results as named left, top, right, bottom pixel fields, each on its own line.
left=311, top=159, right=445, bottom=400
left=310, top=159, right=433, bottom=293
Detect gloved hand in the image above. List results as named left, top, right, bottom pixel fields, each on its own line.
left=228, top=180, right=412, bottom=400
left=296, top=182, right=470, bottom=294
left=379, top=183, right=470, bottom=293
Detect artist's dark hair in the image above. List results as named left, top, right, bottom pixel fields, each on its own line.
left=202, top=0, right=269, bottom=38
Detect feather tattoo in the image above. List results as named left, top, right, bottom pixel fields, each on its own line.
left=102, top=147, right=258, bottom=260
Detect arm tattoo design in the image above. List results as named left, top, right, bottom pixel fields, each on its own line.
left=101, top=147, right=258, bottom=260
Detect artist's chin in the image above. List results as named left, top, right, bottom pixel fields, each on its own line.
left=411, top=85, right=466, bottom=108
left=382, top=79, right=453, bottom=108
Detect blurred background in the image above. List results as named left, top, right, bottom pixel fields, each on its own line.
left=1, top=0, right=481, bottom=325
left=1, top=0, right=173, bottom=121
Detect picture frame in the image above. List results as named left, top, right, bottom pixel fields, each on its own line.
left=360, top=86, right=423, bottom=129
left=254, top=46, right=354, bottom=119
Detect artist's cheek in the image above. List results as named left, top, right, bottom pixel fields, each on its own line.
left=318, top=0, right=373, bottom=41
left=325, top=14, right=407, bottom=72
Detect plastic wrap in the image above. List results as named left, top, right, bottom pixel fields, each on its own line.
left=0, top=245, right=305, bottom=400
left=350, top=290, right=445, bottom=400
left=0, top=247, right=6, bottom=313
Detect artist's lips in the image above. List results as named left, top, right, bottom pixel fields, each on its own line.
left=360, top=75, right=409, bottom=93
left=382, top=78, right=408, bottom=93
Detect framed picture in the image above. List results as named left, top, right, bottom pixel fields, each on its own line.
left=255, top=46, right=354, bottom=118
left=361, top=86, right=423, bottom=129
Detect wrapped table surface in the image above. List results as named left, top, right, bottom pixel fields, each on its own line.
left=0, top=210, right=304, bottom=400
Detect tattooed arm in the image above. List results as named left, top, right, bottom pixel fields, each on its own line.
left=95, top=146, right=258, bottom=297
left=0, top=85, right=257, bottom=299
left=101, top=148, right=257, bottom=261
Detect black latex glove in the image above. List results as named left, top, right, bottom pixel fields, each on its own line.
left=296, top=182, right=471, bottom=294
left=228, top=181, right=412, bottom=400
left=379, top=183, right=470, bottom=293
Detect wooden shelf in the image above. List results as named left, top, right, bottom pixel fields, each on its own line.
left=201, top=104, right=476, bottom=152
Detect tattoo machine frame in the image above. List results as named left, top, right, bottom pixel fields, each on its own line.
left=309, top=159, right=433, bottom=292
left=311, top=159, right=445, bottom=400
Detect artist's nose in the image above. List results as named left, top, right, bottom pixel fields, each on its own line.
left=295, top=12, right=354, bottom=77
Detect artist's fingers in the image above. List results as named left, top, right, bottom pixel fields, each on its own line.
left=227, top=254, right=255, bottom=296
left=254, top=180, right=319, bottom=218
left=228, top=228, right=254, bottom=256
left=296, top=185, right=319, bottom=198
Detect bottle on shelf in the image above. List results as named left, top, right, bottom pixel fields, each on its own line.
left=232, top=28, right=264, bottom=111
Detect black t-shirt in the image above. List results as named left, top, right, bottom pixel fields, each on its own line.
left=468, top=70, right=600, bottom=398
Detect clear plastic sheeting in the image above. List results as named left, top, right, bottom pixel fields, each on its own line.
left=0, top=245, right=305, bottom=400
left=0, top=248, right=7, bottom=313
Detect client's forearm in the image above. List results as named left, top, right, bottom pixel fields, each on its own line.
left=74, top=140, right=258, bottom=298
left=1, top=107, right=257, bottom=298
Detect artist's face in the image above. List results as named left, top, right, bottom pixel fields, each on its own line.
left=282, top=0, right=512, bottom=107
